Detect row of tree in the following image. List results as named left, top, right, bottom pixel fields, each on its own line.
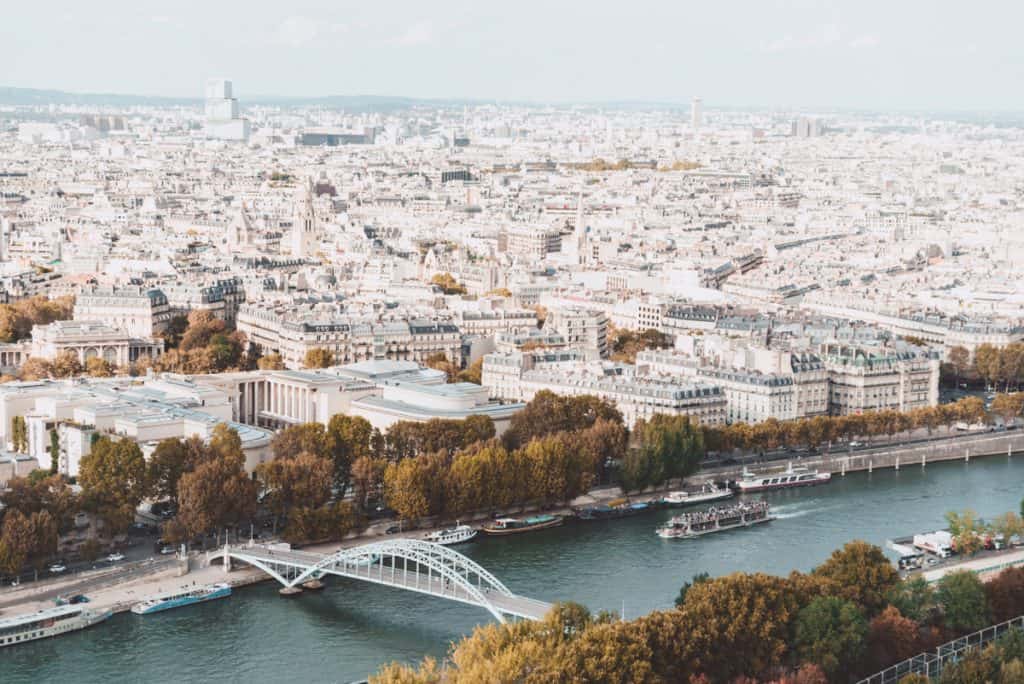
left=0, top=295, right=74, bottom=343
left=607, top=326, right=673, bottom=364
left=702, top=396, right=994, bottom=454
left=373, top=541, right=1024, bottom=683
left=945, top=343, right=1024, bottom=391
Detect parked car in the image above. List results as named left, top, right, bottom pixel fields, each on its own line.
left=385, top=525, right=401, bottom=535
left=48, top=564, right=67, bottom=573
left=159, top=546, right=176, bottom=555
left=106, top=553, right=125, bottom=562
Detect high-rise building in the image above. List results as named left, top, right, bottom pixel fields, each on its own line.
left=204, top=78, right=250, bottom=141
left=792, top=117, right=823, bottom=138
left=691, top=97, right=703, bottom=130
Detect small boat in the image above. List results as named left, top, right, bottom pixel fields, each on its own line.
left=734, top=463, right=831, bottom=493
left=0, top=605, right=111, bottom=647
left=481, top=514, right=564, bottom=536
left=661, top=483, right=734, bottom=507
left=425, top=524, right=477, bottom=546
left=131, top=582, right=232, bottom=615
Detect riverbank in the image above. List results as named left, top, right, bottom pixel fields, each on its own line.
left=7, top=456, right=1024, bottom=684
left=2, top=432, right=1020, bottom=626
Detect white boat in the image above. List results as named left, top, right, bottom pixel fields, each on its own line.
left=735, top=463, right=831, bottom=492
left=0, top=604, right=111, bottom=647
left=662, top=484, right=734, bottom=507
left=425, top=524, right=477, bottom=546
left=131, top=582, right=232, bottom=615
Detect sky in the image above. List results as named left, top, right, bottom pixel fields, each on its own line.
left=1, top=0, right=1020, bottom=110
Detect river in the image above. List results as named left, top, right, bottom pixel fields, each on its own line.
left=7, top=455, right=1024, bottom=684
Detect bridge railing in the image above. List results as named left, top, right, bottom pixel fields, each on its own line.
left=857, top=614, right=1024, bottom=684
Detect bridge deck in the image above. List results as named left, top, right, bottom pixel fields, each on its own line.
left=225, top=544, right=552, bottom=621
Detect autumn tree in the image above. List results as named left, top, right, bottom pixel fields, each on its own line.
left=147, top=437, right=205, bottom=506
left=457, top=358, right=483, bottom=384
left=986, top=567, right=1024, bottom=623
left=676, top=572, right=802, bottom=680
left=430, top=272, right=467, bottom=295
left=326, top=414, right=374, bottom=495
left=812, top=541, right=900, bottom=617
left=937, top=570, right=990, bottom=633
left=865, top=606, right=922, bottom=674
left=19, top=356, right=53, bottom=380
left=992, top=393, right=1024, bottom=427
left=272, top=423, right=328, bottom=461
left=424, top=352, right=459, bottom=382
left=78, top=437, right=149, bottom=535
left=946, top=509, right=985, bottom=557
left=257, top=352, right=285, bottom=370
left=633, top=413, right=705, bottom=485
left=0, top=509, right=34, bottom=576
left=793, top=596, right=868, bottom=678
left=502, top=390, right=622, bottom=449
left=351, top=455, right=387, bottom=512
left=51, top=350, right=83, bottom=378
left=256, top=451, right=333, bottom=527
left=176, top=442, right=256, bottom=543
left=1, top=474, right=77, bottom=534
left=675, top=571, right=711, bottom=607
left=304, top=347, right=334, bottom=369
left=85, top=356, right=116, bottom=377
left=384, top=452, right=447, bottom=522
left=886, top=575, right=937, bottom=624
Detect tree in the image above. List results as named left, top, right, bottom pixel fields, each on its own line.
left=256, top=451, right=333, bottom=525
left=986, top=567, right=1024, bottom=623
left=282, top=501, right=357, bottom=545
left=351, top=455, right=387, bottom=513
left=866, top=606, right=922, bottom=674
left=147, top=438, right=199, bottom=505
left=946, top=509, right=985, bottom=557
left=0, top=509, right=34, bottom=576
left=85, top=356, right=115, bottom=377
left=0, top=473, right=78, bottom=533
left=793, top=596, right=868, bottom=678
left=304, top=347, right=334, bottom=369
left=326, top=414, right=374, bottom=496
left=948, top=346, right=970, bottom=386
left=19, top=357, right=53, bottom=380
left=676, top=572, right=801, bottom=679
left=457, top=358, right=483, bottom=384
left=502, top=390, right=622, bottom=450
left=559, top=619, right=655, bottom=683
left=179, top=310, right=226, bottom=352
left=257, top=353, right=285, bottom=370
left=9, top=415, right=26, bottom=453
left=384, top=455, right=440, bottom=522
left=675, top=572, right=710, bottom=607
left=937, top=570, right=990, bottom=633
left=992, top=393, right=1024, bottom=427
left=424, top=351, right=458, bottom=381
left=429, top=272, right=467, bottom=295
left=522, top=433, right=591, bottom=505
left=886, top=576, right=937, bottom=623
left=78, top=437, right=149, bottom=535
left=49, top=428, right=59, bottom=474
left=633, top=414, right=705, bottom=485
left=177, top=445, right=257, bottom=542
left=51, top=350, right=83, bottom=378
left=271, top=423, right=327, bottom=461
left=812, top=541, right=900, bottom=616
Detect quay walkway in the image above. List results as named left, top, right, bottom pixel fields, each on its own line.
left=211, top=539, right=552, bottom=623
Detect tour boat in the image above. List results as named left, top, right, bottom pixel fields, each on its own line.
left=661, top=483, right=734, bottom=507
left=734, top=463, right=831, bottom=493
left=656, top=501, right=774, bottom=540
left=131, top=582, right=232, bottom=615
left=481, top=514, right=564, bottom=536
left=0, top=605, right=111, bottom=647
left=425, top=524, right=478, bottom=546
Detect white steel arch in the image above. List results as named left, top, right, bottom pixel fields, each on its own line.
left=216, top=539, right=545, bottom=623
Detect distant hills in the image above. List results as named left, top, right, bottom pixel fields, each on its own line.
left=0, top=87, right=477, bottom=111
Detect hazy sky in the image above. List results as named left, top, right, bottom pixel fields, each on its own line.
left=2, top=0, right=1020, bottom=109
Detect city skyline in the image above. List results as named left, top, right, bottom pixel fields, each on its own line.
left=2, top=0, right=1022, bottom=110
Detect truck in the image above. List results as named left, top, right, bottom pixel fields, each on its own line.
left=913, top=530, right=953, bottom=558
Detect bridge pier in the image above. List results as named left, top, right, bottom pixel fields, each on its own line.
left=223, top=543, right=232, bottom=573
left=279, top=586, right=303, bottom=597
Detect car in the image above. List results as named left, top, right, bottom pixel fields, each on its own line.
left=106, top=553, right=125, bottom=562
left=159, top=546, right=176, bottom=555
left=385, top=525, right=401, bottom=535
left=849, top=441, right=863, bottom=448
left=10, top=578, right=19, bottom=587
left=48, top=564, right=67, bottom=573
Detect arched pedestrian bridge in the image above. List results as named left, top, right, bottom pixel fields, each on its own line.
left=211, top=539, right=552, bottom=623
